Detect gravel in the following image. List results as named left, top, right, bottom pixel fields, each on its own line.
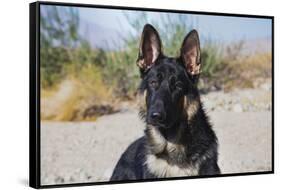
left=201, top=83, right=272, bottom=112
left=41, top=86, right=272, bottom=185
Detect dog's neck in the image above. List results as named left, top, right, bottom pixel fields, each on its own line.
left=144, top=121, right=200, bottom=177
left=145, top=120, right=191, bottom=163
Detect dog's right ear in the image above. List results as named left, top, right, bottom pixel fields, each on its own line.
left=137, top=24, right=162, bottom=76
left=180, top=30, right=201, bottom=84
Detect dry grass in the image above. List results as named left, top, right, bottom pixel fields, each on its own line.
left=41, top=64, right=114, bottom=121
left=221, top=52, right=272, bottom=91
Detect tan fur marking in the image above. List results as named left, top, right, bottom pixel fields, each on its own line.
left=145, top=154, right=199, bottom=177
left=146, top=124, right=167, bottom=154
left=136, top=59, right=145, bottom=69
left=184, top=96, right=199, bottom=121
left=137, top=90, right=147, bottom=112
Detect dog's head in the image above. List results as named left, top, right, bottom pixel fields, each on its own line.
left=137, top=24, right=201, bottom=129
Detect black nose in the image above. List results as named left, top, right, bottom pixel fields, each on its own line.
left=151, top=112, right=163, bottom=122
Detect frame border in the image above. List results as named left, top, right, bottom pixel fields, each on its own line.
left=30, top=2, right=41, bottom=188
left=29, top=1, right=274, bottom=189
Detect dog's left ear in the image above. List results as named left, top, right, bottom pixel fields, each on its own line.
left=180, top=30, right=201, bottom=82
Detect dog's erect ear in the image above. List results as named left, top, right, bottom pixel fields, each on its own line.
left=137, top=24, right=162, bottom=74
left=180, top=30, right=201, bottom=77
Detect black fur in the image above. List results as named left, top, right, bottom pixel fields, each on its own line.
left=110, top=24, right=220, bottom=181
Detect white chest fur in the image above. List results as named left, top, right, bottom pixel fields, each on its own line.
left=145, top=154, right=199, bottom=177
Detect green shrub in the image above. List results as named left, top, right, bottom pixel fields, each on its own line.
left=201, top=42, right=223, bottom=78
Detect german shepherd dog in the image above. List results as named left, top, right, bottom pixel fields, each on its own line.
left=110, top=24, right=220, bottom=181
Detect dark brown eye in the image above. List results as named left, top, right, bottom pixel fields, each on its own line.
left=157, top=73, right=163, bottom=81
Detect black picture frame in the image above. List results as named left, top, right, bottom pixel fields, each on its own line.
left=29, top=1, right=274, bottom=189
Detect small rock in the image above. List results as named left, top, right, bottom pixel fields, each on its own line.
left=261, top=83, right=271, bottom=91
left=232, top=104, right=243, bottom=113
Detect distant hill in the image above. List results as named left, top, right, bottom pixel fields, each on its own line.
left=220, top=36, right=272, bottom=57
left=242, top=36, right=271, bottom=54
left=79, top=19, right=125, bottom=50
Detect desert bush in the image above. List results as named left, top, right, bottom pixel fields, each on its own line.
left=221, top=52, right=272, bottom=90
left=201, top=42, right=223, bottom=78
left=41, top=63, right=114, bottom=121
left=40, top=6, right=87, bottom=87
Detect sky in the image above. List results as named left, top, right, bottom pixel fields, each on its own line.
left=78, top=6, right=272, bottom=42
left=41, top=5, right=272, bottom=49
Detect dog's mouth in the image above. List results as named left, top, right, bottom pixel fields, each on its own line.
left=146, top=121, right=170, bottom=129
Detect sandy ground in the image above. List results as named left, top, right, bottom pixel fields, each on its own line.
left=41, top=109, right=272, bottom=185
